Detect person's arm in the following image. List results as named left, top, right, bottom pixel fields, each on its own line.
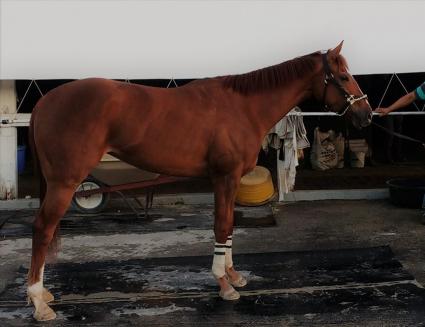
left=375, top=91, right=417, bottom=116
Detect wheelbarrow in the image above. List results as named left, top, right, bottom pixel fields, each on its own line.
left=71, top=154, right=188, bottom=216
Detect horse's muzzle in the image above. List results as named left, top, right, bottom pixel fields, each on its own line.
left=351, top=107, right=373, bottom=129
left=361, top=110, right=373, bottom=127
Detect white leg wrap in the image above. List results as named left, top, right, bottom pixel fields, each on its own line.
left=28, top=264, right=44, bottom=299
left=212, top=242, right=226, bottom=278
left=225, top=235, right=233, bottom=269
left=27, top=263, right=57, bottom=321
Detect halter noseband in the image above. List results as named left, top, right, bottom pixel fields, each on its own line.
left=321, top=52, right=368, bottom=116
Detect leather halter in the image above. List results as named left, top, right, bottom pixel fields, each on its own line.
left=321, top=52, right=368, bottom=116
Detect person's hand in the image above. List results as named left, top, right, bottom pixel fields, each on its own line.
left=374, top=107, right=391, bottom=116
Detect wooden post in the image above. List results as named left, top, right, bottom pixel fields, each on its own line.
left=0, top=80, right=18, bottom=199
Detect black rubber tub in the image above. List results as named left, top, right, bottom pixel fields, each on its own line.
left=386, top=178, right=425, bottom=208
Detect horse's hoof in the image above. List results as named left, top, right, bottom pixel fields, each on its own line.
left=42, top=288, right=54, bottom=303
left=228, top=274, right=247, bottom=288
left=219, top=287, right=240, bottom=301
left=33, top=302, right=57, bottom=321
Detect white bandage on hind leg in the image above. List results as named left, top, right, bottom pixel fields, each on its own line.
left=225, top=235, right=233, bottom=269
left=27, top=264, right=44, bottom=300
left=212, top=242, right=226, bottom=278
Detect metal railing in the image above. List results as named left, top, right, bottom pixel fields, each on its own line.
left=1, top=73, right=424, bottom=128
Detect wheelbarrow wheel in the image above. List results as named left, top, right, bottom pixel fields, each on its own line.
left=71, top=178, right=110, bottom=214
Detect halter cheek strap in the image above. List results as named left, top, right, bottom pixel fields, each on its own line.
left=321, top=53, right=368, bottom=116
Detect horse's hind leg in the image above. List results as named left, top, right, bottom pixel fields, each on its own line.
left=27, top=182, right=76, bottom=321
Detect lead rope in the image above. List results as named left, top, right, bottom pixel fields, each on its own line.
left=371, top=121, right=425, bottom=149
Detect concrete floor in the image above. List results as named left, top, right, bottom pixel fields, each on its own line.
left=1, top=199, right=425, bottom=325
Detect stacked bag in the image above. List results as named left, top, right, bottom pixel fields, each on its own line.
left=310, top=127, right=367, bottom=171
left=348, top=139, right=368, bottom=168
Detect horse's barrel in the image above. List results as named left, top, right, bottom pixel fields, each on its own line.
left=235, top=166, right=275, bottom=206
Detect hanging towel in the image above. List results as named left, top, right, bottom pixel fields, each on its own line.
left=263, top=107, right=310, bottom=200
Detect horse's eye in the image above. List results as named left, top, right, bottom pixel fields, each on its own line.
left=340, top=75, right=349, bottom=82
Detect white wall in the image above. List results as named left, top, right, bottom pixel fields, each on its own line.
left=1, top=0, right=424, bottom=79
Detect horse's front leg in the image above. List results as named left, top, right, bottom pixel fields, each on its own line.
left=211, top=172, right=247, bottom=300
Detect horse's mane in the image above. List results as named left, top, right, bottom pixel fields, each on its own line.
left=222, top=51, right=320, bottom=95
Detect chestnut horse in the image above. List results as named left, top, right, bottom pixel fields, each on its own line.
left=27, top=42, right=372, bottom=320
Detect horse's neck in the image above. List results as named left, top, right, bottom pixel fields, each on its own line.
left=246, top=76, right=314, bottom=138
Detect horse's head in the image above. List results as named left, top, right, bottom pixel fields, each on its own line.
left=313, top=41, right=372, bottom=129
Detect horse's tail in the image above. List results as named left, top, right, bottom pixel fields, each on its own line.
left=29, top=108, right=61, bottom=260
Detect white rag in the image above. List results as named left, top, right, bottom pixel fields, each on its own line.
left=263, top=107, right=310, bottom=200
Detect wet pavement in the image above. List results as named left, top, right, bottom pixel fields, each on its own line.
left=0, top=205, right=275, bottom=238
left=1, top=200, right=425, bottom=326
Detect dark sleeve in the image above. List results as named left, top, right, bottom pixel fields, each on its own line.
left=415, top=82, right=425, bottom=101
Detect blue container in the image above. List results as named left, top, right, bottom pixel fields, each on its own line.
left=17, top=145, right=26, bottom=174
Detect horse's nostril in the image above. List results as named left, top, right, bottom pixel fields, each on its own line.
left=359, top=111, right=373, bottom=128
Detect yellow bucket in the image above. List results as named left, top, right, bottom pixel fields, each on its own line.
left=236, top=166, right=275, bottom=206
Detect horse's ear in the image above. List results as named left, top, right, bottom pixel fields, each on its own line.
left=329, top=40, right=344, bottom=58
